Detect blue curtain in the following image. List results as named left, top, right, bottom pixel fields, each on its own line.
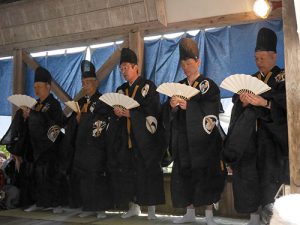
left=144, top=37, right=182, bottom=102
left=0, top=19, right=285, bottom=115
left=143, top=19, right=284, bottom=99
left=25, top=52, right=85, bottom=100
left=91, top=44, right=125, bottom=93
left=0, top=59, right=13, bottom=116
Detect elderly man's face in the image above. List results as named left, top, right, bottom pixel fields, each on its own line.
left=255, top=51, right=277, bottom=75
left=82, top=78, right=97, bottom=97
left=34, top=82, right=50, bottom=99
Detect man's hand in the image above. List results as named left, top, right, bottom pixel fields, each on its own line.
left=246, top=94, right=268, bottom=107
left=114, top=107, right=130, bottom=118
left=178, top=99, right=187, bottom=110
left=22, top=107, right=30, bottom=119
left=239, top=93, right=250, bottom=107
left=170, top=96, right=179, bottom=108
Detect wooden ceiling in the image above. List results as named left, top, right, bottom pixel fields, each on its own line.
left=0, top=0, right=282, bottom=57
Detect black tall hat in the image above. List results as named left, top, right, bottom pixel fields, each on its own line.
left=34, top=67, right=52, bottom=84
left=120, top=48, right=137, bottom=65
left=179, top=38, right=199, bottom=61
left=81, top=60, right=96, bottom=79
left=255, top=27, right=277, bottom=52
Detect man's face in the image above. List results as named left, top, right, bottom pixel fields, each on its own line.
left=82, top=78, right=97, bottom=97
left=119, top=62, right=138, bottom=83
left=180, top=58, right=200, bottom=78
left=255, top=51, right=277, bottom=74
left=34, top=82, right=50, bottom=98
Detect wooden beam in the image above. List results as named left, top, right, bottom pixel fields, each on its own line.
left=63, top=40, right=129, bottom=115
left=129, top=31, right=144, bottom=76
left=22, top=50, right=72, bottom=103
left=12, top=48, right=26, bottom=115
left=0, top=10, right=282, bottom=58
left=96, top=40, right=129, bottom=83
left=282, top=0, right=300, bottom=193
left=155, top=0, right=168, bottom=27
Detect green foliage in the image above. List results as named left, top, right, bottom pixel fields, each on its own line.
left=0, top=145, right=9, bottom=157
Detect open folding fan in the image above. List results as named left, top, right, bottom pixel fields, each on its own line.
left=99, top=93, right=140, bottom=110
left=65, top=101, right=80, bottom=113
left=220, top=74, right=271, bottom=95
left=156, top=82, right=200, bottom=100
left=7, top=94, right=37, bottom=109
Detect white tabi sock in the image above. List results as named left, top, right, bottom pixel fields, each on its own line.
left=147, top=205, right=157, bottom=220
left=53, top=206, right=63, bottom=214
left=173, top=208, right=196, bottom=224
left=24, top=204, right=43, bottom=212
left=78, top=211, right=95, bottom=218
left=96, top=211, right=107, bottom=219
left=205, top=209, right=218, bottom=225
left=247, top=213, right=260, bottom=225
left=121, top=202, right=141, bottom=219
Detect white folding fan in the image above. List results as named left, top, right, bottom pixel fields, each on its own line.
left=65, top=101, right=80, bottom=113
left=99, top=93, right=140, bottom=110
left=156, top=82, right=200, bottom=100
left=220, top=74, right=271, bottom=95
left=7, top=94, right=37, bottom=109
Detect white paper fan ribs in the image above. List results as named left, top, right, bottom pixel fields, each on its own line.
left=7, top=94, right=37, bottom=109
left=156, top=82, right=200, bottom=100
left=99, top=93, right=140, bottom=110
left=220, top=74, right=271, bottom=95
left=65, top=101, right=80, bottom=113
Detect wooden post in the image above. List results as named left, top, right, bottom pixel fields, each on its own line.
left=282, top=0, right=300, bottom=193
left=12, top=49, right=26, bottom=115
left=129, top=31, right=144, bottom=76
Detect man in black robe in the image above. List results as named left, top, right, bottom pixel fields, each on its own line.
left=1, top=67, right=64, bottom=211
left=223, top=28, right=288, bottom=225
left=106, top=48, right=165, bottom=220
left=66, top=60, right=112, bottom=218
left=162, top=38, right=225, bottom=224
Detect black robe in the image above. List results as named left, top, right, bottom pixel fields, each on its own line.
left=162, top=76, right=226, bottom=208
left=0, top=110, right=34, bottom=207
left=28, top=94, right=64, bottom=208
left=1, top=93, right=64, bottom=208
left=106, top=76, right=165, bottom=207
left=223, top=66, right=288, bottom=213
left=68, top=91, right=113, bottom=211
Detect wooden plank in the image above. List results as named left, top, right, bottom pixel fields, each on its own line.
left=12, top=49, right=26, bottom=115
left=282, top=0, right=300, bottom=193
left=0, top=0, right=144, bottom=29
left=0, top=11, right=281, bottom=58
left=63, top=40, right=129, bottom=115
left=155, top=0, right=167, bottom=27
left=128, top=31, right=144, bottom=76
left=131, top=2, right=148, bottom=23
left=144, top=0, right=157, bottom=21
left=22, top=51, right=72, bottom=103
left=0, top=2, right=149, bottom=45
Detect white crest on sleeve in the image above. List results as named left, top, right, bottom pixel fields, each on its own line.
left=141, top=84, right=150, bottom=98
left=202, top=115, right=218, bottom=134
left=146, top=116, right=157, bottom=134
left=275, top=71, right=285, bottom=82
left=92, top=120, right=107, bottom=137
left=199, top=80, right=210, bottom=94
left=47, top=125, right=61, bottom=142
